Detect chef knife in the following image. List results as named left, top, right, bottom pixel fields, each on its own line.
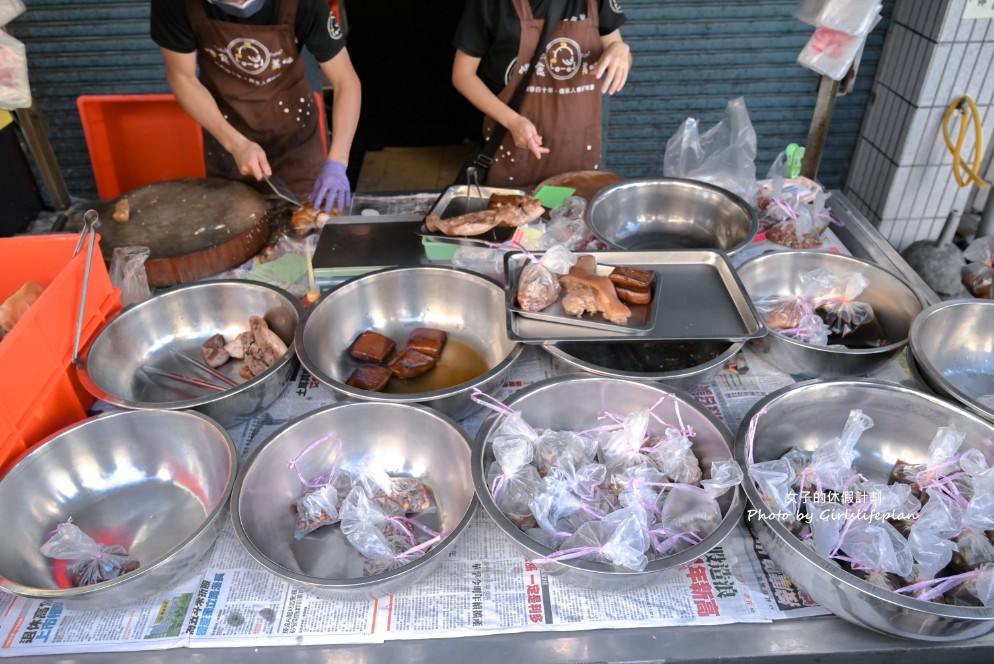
left=265, top=175, right=302, bottom=207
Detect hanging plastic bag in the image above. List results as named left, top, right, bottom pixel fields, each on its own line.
left=663, top=96, right=758, bottom=201
left=793, top=0, right=882, bottom=36
left=0, top=0, right=26, bottom=28
left=109, top=246, right=152, bottom=308
left=797, top=18, right=880, bottom=81
left=40, top=521, right=140, bottom=587
left=962, top=235, right=994, bottom=299
left=0, top=30, right=31, bottom=110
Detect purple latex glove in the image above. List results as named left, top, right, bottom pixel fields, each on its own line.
left=311, top=159, right=351, bottom=213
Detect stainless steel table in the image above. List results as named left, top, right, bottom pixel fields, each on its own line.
left=14, top=192, right=985, bottom=664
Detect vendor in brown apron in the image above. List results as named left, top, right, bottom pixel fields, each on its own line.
left=452, top=0, right=631, bottom=190
left=185, top=0, right=324, bottom=193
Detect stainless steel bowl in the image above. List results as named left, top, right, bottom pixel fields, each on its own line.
left=230, top=401, right=476, bottom=601
left=737, top=251, right=925, bottom=378
left=909, top=299, right=994, bottom=424
left=736, top=379, right=994, bottom=641
left=78, top=280, right=302, bottom=428
left=543, top=339, right=744, bottom=392
left=585, top=178, right=759, bottom=255
left=296, top=266, right=522, bottom=420
left=0, top=409, right=236, bottom=608
left=472, top=374, right=743, bottom=591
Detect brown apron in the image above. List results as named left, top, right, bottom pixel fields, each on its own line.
left=184, top=0, right=325, bottom=193
left=483, top=0, right=603, bottom=188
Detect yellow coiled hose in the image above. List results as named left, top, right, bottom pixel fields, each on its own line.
left=942, top=95, right=990, bottom=188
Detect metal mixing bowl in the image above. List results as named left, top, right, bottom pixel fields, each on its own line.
left=585, top=178, right=758, bottom=255
left=230, top=401, right=476, bottom=601
left=0, top=409, right=236, bottom=608
left=909, top=299, right=994, bottom=424
left=736, top=379, right=994, bottom=641
left=78, top=280, right=302, bottom=428
left=472, top=374, right=743, bottom=591
left=296, top=266, right=522, bottom=420
left=543, top=340, right=744, bottom=392
left=737, top=251, right=925, bottom=378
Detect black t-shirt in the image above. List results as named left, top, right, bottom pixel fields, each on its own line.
left=453, top=0, right=626, bottom=93
left=150, top=0, right=346, bottom=63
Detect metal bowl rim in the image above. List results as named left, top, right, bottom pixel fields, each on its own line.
left=585, top=176, right=760, bottom=255
left=0, top=408, right=238, bottom=600
left=737, top=250, right=926, bottom=355
left=541, top=340, right=745, bottom=381
left=229, top=400, right=479, bottom=590
left=77, top=279, right=303, bottom=411
left=734, top=377, right=994, bottom=620
left=295, top=265, right=524, bottom=402
left=471, top=374, right=745, bottom=577
left=909, top=298, right=994, bottom=422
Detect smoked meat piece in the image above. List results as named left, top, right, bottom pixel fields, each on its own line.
left=614, top=285, right=652, bottom=305
left=202, top=333, right=230, bottom=368
left=349, top=331, right=397, bottom=364
left=608, top=266, right=654, bottom=292
left=404, top=327, right=448, bottom=358
left=559, top=255, right=632, bottom=325
left=346, top=364, right=392, bottom=392
left=386, top=348, right=437, bottom=379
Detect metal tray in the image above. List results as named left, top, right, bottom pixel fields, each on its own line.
left=504, top=250, right=767, bottom=344
left=506, top=255, right=656, bottom=334
left=417, top=184, right=527, bottom=246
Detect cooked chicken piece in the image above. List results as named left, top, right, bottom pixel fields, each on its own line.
left=386, top=348, right=436, bottom=379
left=201, top=333, right=230, bottom=368
left=224, top=330, right=253, bottom=360
left=346, top=364, right=393, bottom=392
left=559, top=255, right=632, bottom=325
left=243, top=316, right=289, bottom=377
left=291, top=199, right=333, bottom=237
left=349, top=330, right=396, bottom=364
left=404, top=327, right=447, bottom=358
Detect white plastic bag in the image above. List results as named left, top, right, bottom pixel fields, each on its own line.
left=663, top=97, right=757, bottom=200
left=109, top=246, right=152, bottom=307
left=797, top=18, right=880, bottom=81
left=0, top=30, right=30, bottom=110
left=793, top=0, right=882, bottom=36
left=0, top=0, right=24, bottom=28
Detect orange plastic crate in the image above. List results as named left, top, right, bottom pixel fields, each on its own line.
left=0, top=235, right=121, bottom=472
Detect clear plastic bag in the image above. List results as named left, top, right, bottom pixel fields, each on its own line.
left=40, top=521, right=140, bottom=587
left=451, top=245, right=507, bottom=281
left=793, top=0, right=882, bottom=36
left=644, top=427, right=701, bottom=485
left=797, top=20, right=879, bottom=81
left=0, top=30, right=30, bottom=110
left=663, top=96, right=758, bottom=200
left=552, top=506, right=651, bottom=571
left=516, top=245, right=577, bottom=312
left=811, top=271, right=888, bottom=347
left=534, top=428, right=598, bottom=477
left=962, top=236, right=994, bottom=299
left=653, top=484, right=723, bottom=552
left=544, top=197, right=591, bottom=250
left=109, top=246, right=152, bottom=308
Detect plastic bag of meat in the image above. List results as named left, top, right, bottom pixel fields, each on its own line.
left=541, top=506, right=651, bottom=571
left=288, top=435, right=352, bottom=539
left=516, top=245, right=577, bottom=312
left=40, top=521, right=140, bottom=587
left=962, top=235, right=994, bottom=299
left=809, top=270, right=889, bottom=347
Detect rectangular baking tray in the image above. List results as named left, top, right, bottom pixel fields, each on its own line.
left=506, top=255, right=656, bottom=334
left=504, top=250, right=767, bottom=344
left=417, top=185, right=528, bottom=246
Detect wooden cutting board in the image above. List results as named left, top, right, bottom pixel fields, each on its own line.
left=68, top=178, right=270, bottom=288
left=532, top=170, right=626, bottom=203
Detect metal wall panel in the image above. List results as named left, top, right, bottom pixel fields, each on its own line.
left=9, top=0, right=890, bottom=201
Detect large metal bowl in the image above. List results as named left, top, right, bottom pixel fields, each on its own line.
left=586, top=177, right=758, bottom=255
left=737, top=251, right=925, bottom=378
left=230, top=401, right=476, bottom=601
left=472, top=374, right=743, bottom=591
left=0, top=409, right=236, bottom=608
left=909, top=299, right=994, bottom=424
left=736, top=379, right=994, bottom=641
left=78, top=280, right=301, bottom=428
left=296, top=266, right=522, bottom=420
left=543, top=339, right=744, bottom=392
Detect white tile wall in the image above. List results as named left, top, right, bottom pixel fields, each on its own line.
left=845, top=0, right=994, bottom=247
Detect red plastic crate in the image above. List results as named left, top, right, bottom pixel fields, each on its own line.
left=0, top=235, right=121, bottom=472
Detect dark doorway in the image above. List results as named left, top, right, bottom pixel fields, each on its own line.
left=344, top=0, right=481, bottom=179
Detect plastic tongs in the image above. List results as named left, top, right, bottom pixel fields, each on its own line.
left=265, top=175, right=302, bottom=207
left=71, top=209, right=101, bottom=367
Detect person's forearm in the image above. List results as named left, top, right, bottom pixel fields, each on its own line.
left=326, top=73, right=360, bottom=165
left=452, top=59, right=518, bottom=129
left=165, top=68, right=247, bottom=155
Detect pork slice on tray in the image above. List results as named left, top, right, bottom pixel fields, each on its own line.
left=425, top=197, right=544, bottom=237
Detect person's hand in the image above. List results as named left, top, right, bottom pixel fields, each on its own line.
left=508, top=114, right=550, bottom=160
left=594, top=41, right=631, bottom=95
left=311, top=159, right=351, bottom=213
left=229, top=138, right=271, bottom=180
